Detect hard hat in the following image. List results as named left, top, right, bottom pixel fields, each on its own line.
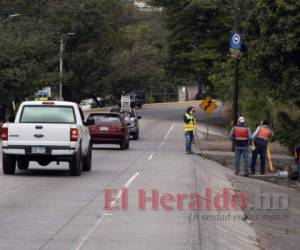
left=238, top=116, right=245, bottom=123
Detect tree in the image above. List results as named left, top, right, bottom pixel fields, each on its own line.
left=46, top=0, right=133, bottom=102
left=243, top=0, right=300, bottom=149
left=0, top=4, right=55, bottom=119
left=106, top=9, right=168, bottom=102
left=151, top=0, right=232, bottom=93
left=0, top=0, right=133, bottom=116
left=245, top=0, right=300, bottom=104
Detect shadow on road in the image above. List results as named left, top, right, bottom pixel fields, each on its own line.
left=92, top=147, right=122, bottom=151
left=15, top=169, right=71, bottom=177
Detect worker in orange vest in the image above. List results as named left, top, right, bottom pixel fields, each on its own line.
left=229, top=116, right=252, bottom=176
left=295, top=144, right=300, bottom=184
left=251, top=120, right=273, bottom=175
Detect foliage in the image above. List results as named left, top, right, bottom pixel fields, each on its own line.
left=105, top=10, right=168, bottom=101
left=0, top=0, right=299, bottom=150
left=242, top=0, right=300, bottom=149
left=0, top=0, right=131, bottom=106
left=0, top=0, right=169, bottom=116
left=151, top=0, right=232, bottom=90
left=151, top=0, right=300, bottom=149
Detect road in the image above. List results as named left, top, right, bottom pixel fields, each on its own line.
left=0, top=102, right=258, bottom=250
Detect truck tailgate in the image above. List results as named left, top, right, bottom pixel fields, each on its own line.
left=7, top=123, right=72, bottom=146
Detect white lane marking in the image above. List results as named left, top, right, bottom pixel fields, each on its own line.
left=149, top=123, right=175, bottom=158
left=124, top=172, right=140, bottom=188
left=164, top=123, right=175, bottom=141
left=110, top=190, right=122, bottom=207
left=75, top=172, right=140, bottom=250
left=158, top=123, right=175, bottom=150
left=74, top=214, right=106, bottom=250
left=110, top=172, right=140, bottom=207
left=148, top=152, right=155, bottom=161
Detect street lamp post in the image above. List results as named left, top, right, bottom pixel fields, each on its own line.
left=59, top=37, right=64, bottom=101
left=59, top=33, right=75, bottom=101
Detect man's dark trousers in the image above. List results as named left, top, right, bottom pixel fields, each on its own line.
left=185, top=131, right=193, bottom=152
left=251, top=143, right=266, bottom=174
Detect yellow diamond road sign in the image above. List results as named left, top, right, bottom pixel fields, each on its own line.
left=199, top=97, right=217, bottom=113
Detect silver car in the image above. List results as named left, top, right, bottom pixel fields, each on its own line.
left=108, top=107, right=141, bottom=140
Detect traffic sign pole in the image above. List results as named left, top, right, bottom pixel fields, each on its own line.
left=232, top=0, right=241, bottom=151
left=198, top=97, right=218, bottom=141
left=206, top=112, right=210, bottom=140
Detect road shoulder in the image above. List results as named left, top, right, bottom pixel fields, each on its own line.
left=193, top=156, right=260, bottom=250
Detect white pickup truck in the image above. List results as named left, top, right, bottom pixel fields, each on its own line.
left=1, top=101, right=91, bottom=176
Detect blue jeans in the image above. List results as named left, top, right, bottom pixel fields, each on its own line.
left=251, top=143, right=266, bottom=174
left=235, top=146, right=249, bottom=175
left=185, top=131, right=194, bottom=152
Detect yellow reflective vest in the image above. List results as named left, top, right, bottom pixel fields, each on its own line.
left=183, top=113, right=196, bottom=132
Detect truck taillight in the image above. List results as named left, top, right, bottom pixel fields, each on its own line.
left=70, top=128, right=78, bottom=141
left=1, top=127, right=8, bottom=141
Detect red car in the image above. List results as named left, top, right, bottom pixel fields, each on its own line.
left=86, top=112, right=130, bottom=150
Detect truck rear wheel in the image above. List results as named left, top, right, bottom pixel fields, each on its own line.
left=17, top=159, right=29, bottom=170
left=69, top=149, right=82, bottom=176
left=83, top=144, right=92, bottom=172
left=3, top=153, right=16, bottom=175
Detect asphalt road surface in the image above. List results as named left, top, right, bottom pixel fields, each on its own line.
left=0, top=102, right=258, bottom=250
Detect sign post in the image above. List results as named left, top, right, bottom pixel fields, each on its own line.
left=199, top=97, right=218, bottom=140
left=229, top=32, right=242, bottom=59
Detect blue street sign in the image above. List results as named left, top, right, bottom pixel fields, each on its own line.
left=230, top=32, right=242, bottom=50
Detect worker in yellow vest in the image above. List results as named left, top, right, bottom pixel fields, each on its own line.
left=183, top=107, right=196, bottom=154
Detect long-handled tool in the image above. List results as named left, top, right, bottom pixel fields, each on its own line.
left=266, top=144, right=273, bottom=172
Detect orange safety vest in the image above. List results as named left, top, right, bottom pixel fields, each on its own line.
left=257, top=127, right=272, bottom=142
left=233, top=127, right=249, bottom=140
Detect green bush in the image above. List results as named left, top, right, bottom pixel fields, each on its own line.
left=275, top=112, right=300, bottom=152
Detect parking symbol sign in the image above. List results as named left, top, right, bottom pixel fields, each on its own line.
left=230, top=32, right=242, bottom=50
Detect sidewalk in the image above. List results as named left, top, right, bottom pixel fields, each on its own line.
left=194, top=125, right=300, bottom=250
left=194, top=125, right=295, bottom=186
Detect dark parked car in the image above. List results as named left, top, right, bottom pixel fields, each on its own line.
left=108, top=107, right=141, bottom=140
left=129, top=93, right=144, bottom=108
left=86, top=112, right=130, bottom=150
